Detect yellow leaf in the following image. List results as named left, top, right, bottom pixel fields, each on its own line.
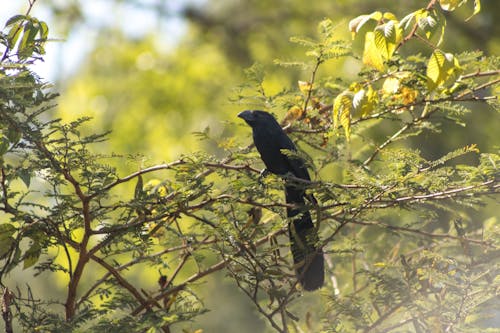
left=352, top=89, right=366, bottom=111
left=352, top=11, right=402, bottom=70
left=400, top=9, right=422, bottom=31
left=284, top=105, right=304, bottom=123
left=439, top=0, right=465, bottom=11
left=382, top=20, right=403, bottom=58
left=382, top=77, right=400, bottom=96
left=298, top=80, right=313, bottom=94
left=348, top=11, right=383, bottom=39
left=348, top=15, right=366, bottom=38
left=426, top=49, right=461, bottom=91
left=413, top=9, right=445, bottom=46
left=381, top=72, right=411, bottom=93
left=383, top=12, right=398, bottom=21
left=363, top=31, right=385, bottom=71
left=373, top=28, right=389, bottom=59
left=350, top=12, right=383, bottom=57
left=364, top=85, right=378, bottom=115
left=145, top=179, right=169, bottom=197
left=353, top=85, right=377, bottom=117
left=400, top=86, right=418, bottom=105
left=349, top=82, right=363, bottom=92
left=333, top=92, right=352, bottom=140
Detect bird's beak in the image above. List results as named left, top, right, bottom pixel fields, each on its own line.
left=237, top=110, right=253, bottom=121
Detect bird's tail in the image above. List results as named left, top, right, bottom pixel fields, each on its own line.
left=285, top=187, right=324, bottom=291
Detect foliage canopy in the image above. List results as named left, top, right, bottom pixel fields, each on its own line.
left=0, top=0, right=499, bottom=332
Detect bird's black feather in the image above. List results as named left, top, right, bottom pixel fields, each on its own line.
left=238, top=110, right=324, bottom=291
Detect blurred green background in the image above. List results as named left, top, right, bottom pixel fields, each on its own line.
left=1, top=0, right=498, bottom=331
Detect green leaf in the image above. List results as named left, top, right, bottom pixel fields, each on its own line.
left=434, top=10, right=446, bottom=46
left=18, top=21, right=38, bottom=59
left=466, top=0, right=481, bottom=21
left=428, top=144, right=479, bottom=169
left=0, top=136, right=9, bottom=155
left=18, top=168, right=31, bottom=188
left=23, top=242, right=41, bottom=269
left=0, top=223, right=16, bottom=237
left=38, top=21, right=49, bottom=39
left=243, top=63, right=265, bottom=85
left=0, top=224, right=16, bottom=259
left=6, top=127, right=21, bottom=144
left=134, top=174, right=144, bottom=199
left=4, top=15, right=26, bottom=28
left=0, top=237, right=15, bottom=259
left=6, top=22, right=23, bottom=49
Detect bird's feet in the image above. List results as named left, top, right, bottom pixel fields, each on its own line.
left=258, top=168, right=270, bottom=185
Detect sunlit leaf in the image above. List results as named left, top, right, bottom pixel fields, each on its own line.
left=382, top=77, right=400, bottom=96
left=353, top=85, right=377, bottom=117
left=439, top=0, right=467, bottom=11
left=333, top=91, right=353, bottom=140
left=363, top=31, right=385, bottom=71
left=426, top=49, right=461, bottom=91
left=383, top=12, right=398, bottom=21
left=348, top=11, right=383, bottom=39
left=298, top=80, right=313, bottom=95
left=400, top=10, right=419, bottom=31
left=400, top=86, right=418, bottom=105
left=349, top=11, right=383, bottom=57
left=377, top=20, right=403, bottom=59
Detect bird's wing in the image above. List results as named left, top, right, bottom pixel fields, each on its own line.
left=282, top=150, right=311, bottom=180
left=277, top=133, right=311, bottom=181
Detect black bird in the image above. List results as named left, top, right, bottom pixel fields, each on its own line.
left=238, top=110, right=324, bottom=291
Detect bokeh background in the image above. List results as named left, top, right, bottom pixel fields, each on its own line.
left=1, top=1, right=498, bottom=331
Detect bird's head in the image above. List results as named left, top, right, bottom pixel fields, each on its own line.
left=237, top=110, right=278, bottom=128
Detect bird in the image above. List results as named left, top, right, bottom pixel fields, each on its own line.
left=238, top=109, right=324, bottom=291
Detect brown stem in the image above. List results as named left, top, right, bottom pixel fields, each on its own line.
left=1, top=288, right=14, bottom=333
left=77, top=237, right=215, bottom=307
left=396, top=0, right=438, bottom=51
left=131, top=259, right=228, bottom=316
left=302, top=56, right=322, bottom=115
left=352, top=219, right=494, bottom=247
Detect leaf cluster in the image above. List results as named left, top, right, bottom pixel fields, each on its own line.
left=0, top=0, right=499, bottom=332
